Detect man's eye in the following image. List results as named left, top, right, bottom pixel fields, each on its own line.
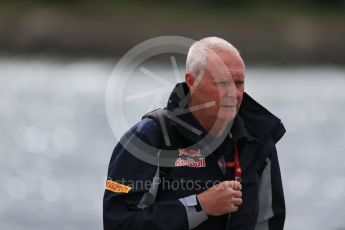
left=236, top=81, right=244, bottom=86
left=217, top=82, right=229, bottom=87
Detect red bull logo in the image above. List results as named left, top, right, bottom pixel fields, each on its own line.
left=175, top=157, right=206, bottom=168
left=176, top=148, right=206, bottom=168
left=178, top=148, right=202, bottom=157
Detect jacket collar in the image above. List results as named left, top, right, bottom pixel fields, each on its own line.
left=231, top=115, right=257, bottom=143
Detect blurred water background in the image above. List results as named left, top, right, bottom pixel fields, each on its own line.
left=1, top=56, right=345, bottom=230
left=1, top=0, right=345, bottom=229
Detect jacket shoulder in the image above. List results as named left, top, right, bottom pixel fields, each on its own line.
left=124, top=117, right=162, bottom=148
left=107, top=118, right=161, bottom=180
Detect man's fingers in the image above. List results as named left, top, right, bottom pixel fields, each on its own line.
left=233, top=181, right=242, bottom=190
left=233, top=197, right=242, bottom=206
left=222, top=180, right=242, bottom=190
left=232, top=190, right=242, bottom=198
left=229, top=205, right=239, bottom=213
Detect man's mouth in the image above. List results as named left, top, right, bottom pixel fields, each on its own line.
left=220, top=105, right=236, bottom=108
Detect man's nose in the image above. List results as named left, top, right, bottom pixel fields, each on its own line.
left=226, top=82, right=237, bottom=98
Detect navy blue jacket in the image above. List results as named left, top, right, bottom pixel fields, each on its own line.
left=103, top=82, right=286, bottom=230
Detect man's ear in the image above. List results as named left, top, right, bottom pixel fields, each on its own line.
left=185, top=72, right=195, bottom=91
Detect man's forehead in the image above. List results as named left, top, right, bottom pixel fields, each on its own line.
left=204, top=71, right=245, bottom=83
left=230, top=67, right=246, bottom=74
left=207, top=54, right=245, bottom=70
left=205, top=66, right=245, bottom=77
left=228, top=67, right=246, bottom=71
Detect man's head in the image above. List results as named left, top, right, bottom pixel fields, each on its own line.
left=185, top=37, right=245, bottom=133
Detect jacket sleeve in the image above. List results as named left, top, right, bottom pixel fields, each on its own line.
left=256, top=146, right=285, bottom=230
left=103, top=119, right=189, bottom=230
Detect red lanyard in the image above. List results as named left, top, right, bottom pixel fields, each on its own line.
left=225, top=144, right=242, bottom=182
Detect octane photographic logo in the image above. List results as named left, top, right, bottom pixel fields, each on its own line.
left=105, top=36, right=232, bottom=167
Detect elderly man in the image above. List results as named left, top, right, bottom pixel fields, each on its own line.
left=103, top=37, right=286, bottom=230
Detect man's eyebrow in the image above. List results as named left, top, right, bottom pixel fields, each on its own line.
left=234, top=74, right=245, bottom=79
left=236, top=74, right=246, bottom=80
left=215, top=79, right=231, bottom=82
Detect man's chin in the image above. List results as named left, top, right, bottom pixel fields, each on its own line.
left=219, top=108, right=236, bottom=119
left=216, top=113, right=236, bottom=124
left=210, top=113, right=235, bottom=136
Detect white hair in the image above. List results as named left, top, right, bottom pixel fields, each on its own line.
left=186, top=37, right=240, bottom=78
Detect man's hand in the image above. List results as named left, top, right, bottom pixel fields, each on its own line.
left=197, top=180, right=242, bottom=216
